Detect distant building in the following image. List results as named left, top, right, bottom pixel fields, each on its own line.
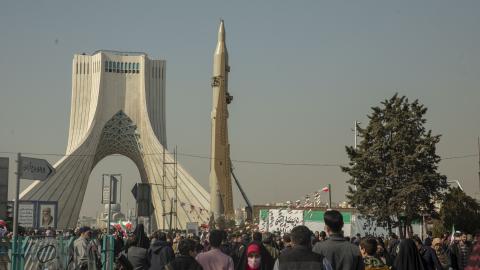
left=77, top=216, right=97, bottom=228
left=97, top=203, right=126, bottom=228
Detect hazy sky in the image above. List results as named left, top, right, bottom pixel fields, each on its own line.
left=1, top=1, right=479, bottom=218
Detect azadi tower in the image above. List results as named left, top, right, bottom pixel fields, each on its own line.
left=20, top=50, right=210, bottom=229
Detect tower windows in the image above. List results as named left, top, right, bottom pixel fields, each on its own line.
left=103, top=61, right=140, bottom=74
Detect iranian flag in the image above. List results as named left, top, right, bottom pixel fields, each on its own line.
left=322, top=186, right=329, bottom=192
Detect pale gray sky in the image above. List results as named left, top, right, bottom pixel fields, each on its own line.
left=1, top=1, right=479, bottom=218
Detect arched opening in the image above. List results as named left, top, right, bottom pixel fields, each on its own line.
left=78, top=155, right=141, bottom=228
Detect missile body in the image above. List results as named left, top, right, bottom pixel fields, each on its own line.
left=209, top=20, right=234, bottom=219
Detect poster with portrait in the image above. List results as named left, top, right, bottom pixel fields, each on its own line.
left=38, top=203, right=57, bottom=228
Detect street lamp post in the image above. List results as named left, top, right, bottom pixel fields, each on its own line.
left=102, top=174, right=122, bottom=235
left=447, top=180, right=463, bottom=191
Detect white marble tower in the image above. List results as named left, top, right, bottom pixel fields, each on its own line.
left=20, top=51, right=210, bottom=229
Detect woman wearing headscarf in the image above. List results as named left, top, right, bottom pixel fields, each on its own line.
left=133, top=224, right=150, bottom=250
left=393, top=239, right=425, bottom=270
left=235, top=242, right=274, bottom=270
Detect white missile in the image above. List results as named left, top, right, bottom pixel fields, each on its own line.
left=209, top=20, right=234, bottom=220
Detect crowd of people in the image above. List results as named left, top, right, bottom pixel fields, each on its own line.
left=1, top=210, right=480, bottom=270
left=71, top=210, right=479, bottom=270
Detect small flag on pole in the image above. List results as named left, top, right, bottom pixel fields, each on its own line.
left=450, top=224, right=455, bottom=244
left=322, top=186, right=329, bottom=192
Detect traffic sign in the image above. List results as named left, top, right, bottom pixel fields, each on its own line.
left=20, top=157, right=55, bottom=181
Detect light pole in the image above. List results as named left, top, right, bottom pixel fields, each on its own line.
left=447, top=180, right=463, bottom=191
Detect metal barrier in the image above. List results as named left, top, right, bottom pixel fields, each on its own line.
left=101, top=235, right=115, bottom=270
left=10, top=236, right=73, bottom=270
left=7, top=235, right=115, bottom=270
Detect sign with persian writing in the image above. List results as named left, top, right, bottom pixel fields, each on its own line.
left=267, top=209, right=303, bottom=233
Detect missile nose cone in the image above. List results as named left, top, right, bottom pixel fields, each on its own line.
left=218, top=19, right=225, bottom=42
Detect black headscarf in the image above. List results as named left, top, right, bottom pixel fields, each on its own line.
left=133, top=224, right=150, bottom=249
left=393, top=239, right=425, bottom=270
left=235, top=241, right=275, bottom=270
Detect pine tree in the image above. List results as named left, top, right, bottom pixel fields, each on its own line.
left=342, top=94, right=447, bottom=237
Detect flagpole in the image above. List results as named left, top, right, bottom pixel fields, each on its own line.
left=328, top=184, right=332, bottom=209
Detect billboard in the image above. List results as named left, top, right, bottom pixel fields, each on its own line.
left=258, top=208, right=420, bottom=237
left=267, top=209, right=303, bottom=233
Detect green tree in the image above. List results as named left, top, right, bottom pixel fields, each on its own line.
left=342, top=94, right=447, bottom=237
left=440, top=187, right=480, bottom=234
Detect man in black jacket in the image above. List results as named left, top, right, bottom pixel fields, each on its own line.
left=148, top=231, right=175, bottom=270
left=274, top=225, right=332, bottom=270
left=312, top=210, right=364, bottom=270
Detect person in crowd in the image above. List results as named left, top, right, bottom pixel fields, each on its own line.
left=387, top=233, right=400, bottom=261
left=236, top=242, right=274, bottom=270
left=231, top=233, right=244, bottom=266
left=319, top=231, right=327, bottom=242
left=465, top=233, right=480, bottom=270
left=196, top=229, right=234, bottom=270
left=165, top=239, right=203, bottom=270
left=73, top=226, right=91, bottom=270
left=376, top=238, right=392, bottom=267
left=275, top=234, right=284, bottom=251
left=125, top=228, right=150, bottom=270
left=148, top=231, right=175, bottom=270
left=359, top=237, right=388, bottom=270
left=431, top=238, right=449, bottom=270
left=280, top=234, right=292, bottom=255
left=449, top=232, right=473, bottom=270
left=392, top=239, right=425, bottom=270
left=133, top=224, right=150, bottom=250
left=353, top=234, right=361, bottom=246
left=350, top=237, right=357, bottom=245
left=221, top=231, right=236, bottom=258
left=252, top=232, right=262, bottom=242
left=424, top=231, right=433, bottom=247
left=312, top=231, right=321, bottom=246
left=412, top=235, right=443, bottom=270
left=274, top=225, right=331, bottom=270
left=173, top=233, right=182, bottom=254
left=0, top=220, right=8, bottom=238
left=113, top=227, right=125, bottom=258
left=441, top=232, right=451, bottom=254
left=312, top=210, right=364, bottom=270
left=88, top=229, right=103, bottom=269
left=262, top=232, right=280, bottom=261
